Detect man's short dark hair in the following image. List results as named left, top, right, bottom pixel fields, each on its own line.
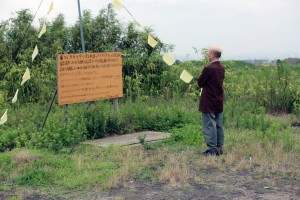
left=212, top=50, right=222, bottom=58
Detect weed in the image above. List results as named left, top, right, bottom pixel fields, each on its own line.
left=137, top=134, right=147, bottom=145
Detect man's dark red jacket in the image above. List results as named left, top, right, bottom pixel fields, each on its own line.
left=198, top=61, right=225, bottom=113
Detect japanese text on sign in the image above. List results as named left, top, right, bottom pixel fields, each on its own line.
left=57, top=52, right=123, bottom=105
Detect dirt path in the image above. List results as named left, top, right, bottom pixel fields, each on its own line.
left=2, top=171, right=299, bottom=200
left=80, top=173, right=300, bottom=200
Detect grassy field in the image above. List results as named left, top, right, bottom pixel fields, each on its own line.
left=1, top=129, right=300, bottom=199
left=1, top=98, right=300, bottom=199
left=1, top=61, right=300, bottom=199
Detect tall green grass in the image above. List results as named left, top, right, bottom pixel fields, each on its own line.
left=1, top=96, right=299, bottom=153
left=1, top=61, right=299, bottom=153
left=0, top=98, right=199, bottom=152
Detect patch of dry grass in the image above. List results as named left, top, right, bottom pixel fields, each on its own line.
left=224, top=153, right=235, bottom=166
left=234, top=159, right=251, bottom=171
left=12, top=151, right=41, bottom=165
left=156, top=154, right=191, bottom=187
left=187, top=131, right=300, bottom=181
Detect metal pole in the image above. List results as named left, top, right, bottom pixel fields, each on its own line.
left=78, top=0, right=93, bottom=107
left=113, top=99, right=119, bottom=113
left=112, top=47, right=119, bottom=113
left=77, top=0, right=86, bottom=52
left=64, top=104, right=68, bottom=125
left=63, top=52, right=69, bottom=125
left=40, top=87, right=57, bottom=130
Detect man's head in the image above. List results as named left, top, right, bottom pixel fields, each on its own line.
left=208, top=46, right=222, bottom=62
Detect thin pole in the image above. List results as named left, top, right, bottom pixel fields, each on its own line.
left=41, top=87, right=57, bottom=130
left=77, top=0, right=86, bottom=52
left=112, top=47, right=119, bottom=113
left=63, top=52, right=69, bottom=125
left=64, top=104, right=68, bottom=125
left=78, top=0, right=93, bottom=106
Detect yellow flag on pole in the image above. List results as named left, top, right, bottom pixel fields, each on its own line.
left=32, top=45, right=38, bottom=62
left=148, top=34, right=158, bottom=48
left=112, top=0, right=123, bottom=10
left=38, top=23, right=47, bottom=38
left=180, top=69, right=194, bottom=83
left=12, top=89, right=19, bottom=104
left=47, top=0, right=54, bottom=16
left=21, top=68, right=31, bottom=86
left=0, top=109, right=8, bottom=125
left=163, top=53, right=176, bottom=66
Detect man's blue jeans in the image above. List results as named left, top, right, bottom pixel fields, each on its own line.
left=202, top=112, right=224, bottom=151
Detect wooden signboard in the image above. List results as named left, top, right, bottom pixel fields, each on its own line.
left=57, top=52, right=123, bottom=105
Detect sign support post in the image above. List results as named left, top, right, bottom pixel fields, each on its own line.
left=77, top=0, right=86, bottom=53
left=40, top=86, right=57, bottom=131
left=112, top=47, right=119, bottom=113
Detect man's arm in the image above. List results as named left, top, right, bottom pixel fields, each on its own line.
left=198, top=67, right=211, bottom=88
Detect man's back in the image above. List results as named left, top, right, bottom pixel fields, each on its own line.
left=198, top=61, right=225, bottom=113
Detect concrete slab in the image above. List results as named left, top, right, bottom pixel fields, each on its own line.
left=82, top=131, right=170, bottom=147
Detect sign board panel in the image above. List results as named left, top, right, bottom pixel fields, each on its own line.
left=57, top=52, right=123, bottom=105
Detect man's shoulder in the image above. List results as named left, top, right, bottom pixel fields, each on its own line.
left=207, top=61, right=224, bottom=69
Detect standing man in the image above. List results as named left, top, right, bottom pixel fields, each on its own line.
left=198, top=46, right=225, bottom=156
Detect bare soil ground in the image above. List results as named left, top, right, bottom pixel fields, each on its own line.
left=74, top=171, right=300, bottom=200
left=1, top=170, right=299, bottom=200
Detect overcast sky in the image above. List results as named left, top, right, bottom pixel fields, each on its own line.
left=1, top=0, right=299, bottom=60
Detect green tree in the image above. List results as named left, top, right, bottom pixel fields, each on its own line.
left=0, top=6, right=173, bottom=103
